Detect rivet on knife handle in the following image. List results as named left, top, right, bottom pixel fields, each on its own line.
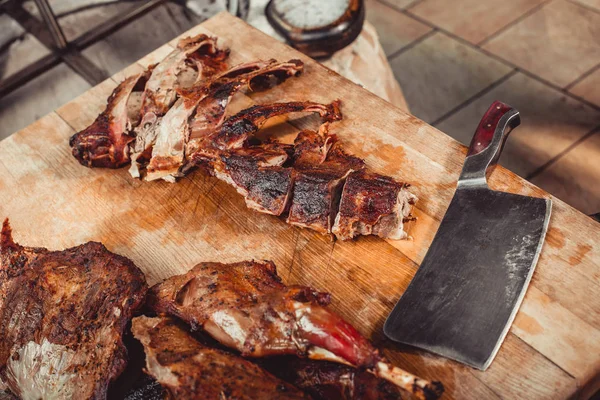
left=458, top=101, right=520, bottom=188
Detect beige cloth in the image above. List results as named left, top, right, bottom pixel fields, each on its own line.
left=246, top=2, right=409, bottom=112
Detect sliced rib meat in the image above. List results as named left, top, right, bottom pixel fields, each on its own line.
left=70, top=69, right=151, bottom=168
left=211, top=143, right=293, bottom=215
left=332, top=170, right=417, bottom=241
left=261, top=358, right=405, bottom=400
left=287, top=127, right=364, bottom=234
left=147, top=261, right=442, bottom=400
left=131, top=316, right=309, bottom=400
left=206, top=100, right=342, bottom=153
left=0, top=220, right=148, bottom=399
left=130, top=34, right=229, bottom=177
left=145, top=60, right=304, bottom=182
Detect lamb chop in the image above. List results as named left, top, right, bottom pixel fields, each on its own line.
left=145, top=60, right=304, bottom=182
left=260, top=357, right=405, bottom=400
left=129, top=34, right=229, bottom=177
left=211, top=143, right=294, bottom=215
left=0, top=220, right=148, bottom=399
left=197, top=100, right=342, bottom=157
left=332, top=170, right=417, bottom=240
left=70, top=69, right=152, bottom=168
left=131, top=316, right=310, bottom=399
left=147, top=261, right=443, bottom=400
left=287, top=126, right=365, bottom=234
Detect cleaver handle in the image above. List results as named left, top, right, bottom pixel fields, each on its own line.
left=458, top=101, right=520, bottom=187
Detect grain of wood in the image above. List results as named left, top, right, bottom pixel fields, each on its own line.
left=1, top=12, right=599, bottom=399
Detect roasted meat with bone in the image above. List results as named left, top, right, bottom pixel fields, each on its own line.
left=131, top=316, right=309, bottom=400
left=147, top=260, right=442, bottom=400
left=70, top=69, right=152, bottom=168
left=332, top=170, right=417, bottom=240
left=0, top=220, right=148, bottom=399
left=129, top=34, right=229, bottom=177
left=211, top=143, right=294, bottom=215
left=191, top=100, right=342, bottom=159
left=287, top=126, right=365, bottom=234
left=261, top=357, right=406, bottom=400
left=145, top=60, right=304, bottom=182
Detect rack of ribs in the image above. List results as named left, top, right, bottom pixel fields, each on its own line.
left=69, top=33, right=417, bottom=241
left=147, top=260, right=443, bottom=400
left=131, top=316, right=310, bottom=399
left=0, top=220, right=148, bottom=399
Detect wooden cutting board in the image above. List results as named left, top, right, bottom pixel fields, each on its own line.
left=0, top=12, right=599, bottom=399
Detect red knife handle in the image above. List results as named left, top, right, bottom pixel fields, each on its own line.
left=459, top=101, right=520, bottom=187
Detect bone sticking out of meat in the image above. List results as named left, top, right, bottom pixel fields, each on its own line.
left=211, top=143, right=294, bottom=215
left=260, top=357, right=406, bottom=400
left=129, top=34, right=229, bottom=178
left=206, top=100, right=342, bottom=153
left=287, top=127, right=365, bottom=234
left=70, top=69, right=152, bottom=168
left=131, top=316, right=310, bottom=400
left=144, top=60, right=304, bottom=182
left=0, top=219, right=148, bottom=400
left=147, top=261, right=443, bottom=400
left=332, top=170, right=417, bottom=241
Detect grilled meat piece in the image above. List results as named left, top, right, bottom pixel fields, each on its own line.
left=208, top=100, right=342, bottom=152
left=211, top=143, right=293, bottom=215
left=131, top=316, right=309, bottom=400
left=287, top=128, right=364, bottom=234
left=261, top=358, right=405, bottom=400
left=70, top=69, right=151, bottom=168
left=332, top=170, right=417, bottom=240
left=129, top=35, right=229, bottom=177
left=145, top=60, right=304, bottom=182
left=123, top=374, right=169, bottom=400
left=147, top=261, right=442, bottom=400
left=0, top=220, right=148, bottom=399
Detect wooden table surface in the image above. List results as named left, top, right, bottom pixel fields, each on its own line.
left=1, top=12, right=599, bottom=399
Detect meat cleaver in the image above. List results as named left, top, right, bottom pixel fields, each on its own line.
left=384, top=101, right=551, bottom=370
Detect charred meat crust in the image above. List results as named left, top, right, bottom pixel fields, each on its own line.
left=146, top=260, right=442, bottom=400
left=332, top=170, right=417, bottom=240
left=260, top=358, right=405, bottom=400
left=144, top=60, right=305, bottom=181
left=287, top=129, right=365, bottom=233
left=0, top=219, right=148, bottom=400
left=131, top=316, right=309, bottom=400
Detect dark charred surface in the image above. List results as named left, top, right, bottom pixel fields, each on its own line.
left=0, top=219, right=148, bottom=399
left=333, top=170, right=414, bottom=240
left=131, top=316, right=309, bottom=400
left=217, top=146, right=293, bottom=216
left=123, top=374, right=168, bottom=400
left=261, top=358, right=404, bottom=400
left=210, top=100, right=342, bottom=151
left=288, top=130, right=365, bottom=233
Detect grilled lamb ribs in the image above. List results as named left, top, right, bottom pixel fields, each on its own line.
left=146, top=60, right=304, bottom=182
left=0, top=220, right=148, bottom=399
left=130, top=34, right=229, bottom=177
left=287, top=127, right=365, bottom=234
left=332, top=170, right=418, bottom=241
left=131, top=315, right=309, bottom=400
left=147, top=260, right=443, bottom=400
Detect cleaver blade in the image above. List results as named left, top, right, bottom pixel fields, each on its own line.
left=384, top=101, right=551, bottom=370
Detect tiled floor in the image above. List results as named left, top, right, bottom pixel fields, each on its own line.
left=371, top=0, right=600, bottom=215
left=0, top=0, right=599, bottom=216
